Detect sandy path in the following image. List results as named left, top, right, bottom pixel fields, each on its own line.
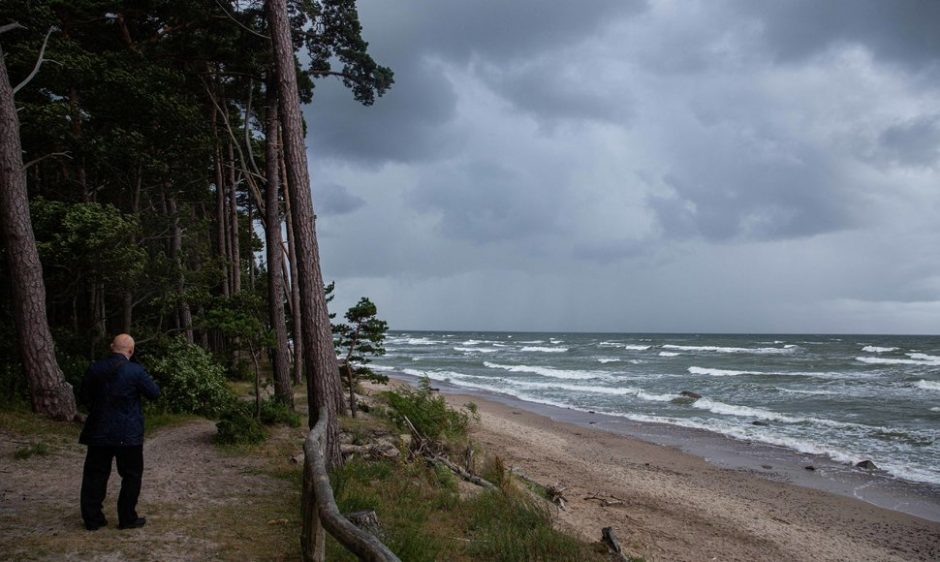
left=0, top=420, right=294, bottom=561
left=454, top=394, right=940, bottom=562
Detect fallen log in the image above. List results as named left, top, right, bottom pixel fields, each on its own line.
left=428, top=454, right=497, bottom=490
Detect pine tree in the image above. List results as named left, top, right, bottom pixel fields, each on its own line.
left=333, top=298, right=388, bottom=418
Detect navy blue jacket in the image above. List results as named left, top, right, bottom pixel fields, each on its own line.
left=79, top=353, right=161, bottom=447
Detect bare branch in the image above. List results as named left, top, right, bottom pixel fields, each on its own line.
left=203, top=82, right=267, bottom=217
left=215, top=0, right=269, bottom=39
left=13, top=26, right=57, bottom=96
left=24, top=151, right=71, bottom=169
left=0, top=21, right=26, bottom=35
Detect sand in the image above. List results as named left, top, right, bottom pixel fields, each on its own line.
left=435, top=389, right=940, bottom=562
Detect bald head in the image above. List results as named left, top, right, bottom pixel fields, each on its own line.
left=111, top=334, right=135, bottom=358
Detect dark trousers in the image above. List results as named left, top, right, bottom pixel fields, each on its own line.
left=80, top=445, right=144, bottom=526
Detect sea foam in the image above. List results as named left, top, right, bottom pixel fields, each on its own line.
left=856, top=355, right=940, bottom=366
left=915, top=380, right=940, bottom=391
left=521, top=346, right=568, bottom=353
left=662, top=344, right=794, bottom=355
left=688, top=366, right=756, bottom=377
left=483, top=361, right=607, bottom=380
left=862, top=345, right=899, bottom=353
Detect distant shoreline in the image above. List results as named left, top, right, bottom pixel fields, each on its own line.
left=380, top=372, right=940, bottom=560
left=386, top=370, right=940, bottom=524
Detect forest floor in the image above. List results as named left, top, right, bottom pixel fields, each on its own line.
left=0, top=408, right=306, bottom=561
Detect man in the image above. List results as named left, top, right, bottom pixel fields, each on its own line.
left=79, top=334, right=160, bottom=531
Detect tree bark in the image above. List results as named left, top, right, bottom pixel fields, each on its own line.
left=227, top=141, right=241, bottom=294
left=0, top=47, right=78, bottom=420
left=264, top=86, right=293, bottom=408
left=281, top=139, right=303, bottom=386
left=267, top=0, right=344, bottom=468
left=167, top=195, right=194, bottom=343
left=212, top=97, right=230, bottom=297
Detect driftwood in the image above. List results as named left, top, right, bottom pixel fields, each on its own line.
left=601, top=527, right=631, bottom=562
left=546, top=483, right=569, bottom=510
left=428, top=454, right=497, bottom=490
left=402, top=415, right=497, bottom=490
left=585, top=492, right=625, bottom=507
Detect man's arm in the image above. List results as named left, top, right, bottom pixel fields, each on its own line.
left=135, top=368, right=161, bottom=400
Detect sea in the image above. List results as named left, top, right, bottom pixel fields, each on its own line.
left=375, top=331, right=940, bottom=517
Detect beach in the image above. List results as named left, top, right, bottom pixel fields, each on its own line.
left=391, top=378, right=940, bottom=562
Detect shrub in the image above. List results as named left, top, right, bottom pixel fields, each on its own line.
left=259, top=399, right=301, bottom=427
left=466, top=489, right=594, bottom=561
left=215, top=402, right=266, bottom=445
left=384, top=377, right=473, bottom=442
left=148, top=337, right=234, bottom=417
left=14, top=442, right=49, bottom=460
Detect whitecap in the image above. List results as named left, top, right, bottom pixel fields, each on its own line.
left=862, top=345, right=899, bottom=353
left=624, top=345, right=651, bottom=351
left=521, top=346, right=568, bottom=353
left=661, top=344, right=794, bottom=355
left=518, top=340, right=544, bottom=344
left=914, top=380, right=940, bottom=391
left=778, top=388, right=841, bottom=396
left=908, top=352, right=940, bottom=361
left=596, top=358, right=621, bottom=364
left=454, top=346, right=499, bottom=354
left=598, top=341, right=623, bottom=348
left=658, top=351, right=680, bottom=357
left=856, top=356, right=940, bottom=366
left=483, top=361, right=607, bottom=380
left=688, top=366, right=757, bottom=377
left=692, top=398, right=855, bottom=428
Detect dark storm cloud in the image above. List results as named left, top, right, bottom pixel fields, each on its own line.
left=306, top=0, right=646, bottom=163
left=735, top=0, right=940, bottom=69
left=651, top=146, right=853, bottom=242
left=313, top=183, right=366, bottom=216
left=310, top=0, right=940, bottom=332
left=358, top=0, right=647, bottom=64
left=481, top=60, right=634, bottom=127
left=877, top=116, right=940, bottom=168
left=306, top=59, right=460, bottom=164
left=408, top=161, right=561, bottom=243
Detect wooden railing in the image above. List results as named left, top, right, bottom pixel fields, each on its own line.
left=301, top=411, right=401, bottom=562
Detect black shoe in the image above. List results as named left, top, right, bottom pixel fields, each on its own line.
left=84, top=517, right=108, bottom=531
left=118, top=517, right=146, bottom=530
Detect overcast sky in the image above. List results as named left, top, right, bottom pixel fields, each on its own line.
left=303, top=0, right=940, bottom=334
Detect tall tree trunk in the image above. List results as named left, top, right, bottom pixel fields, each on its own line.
left=281, top=137, right=303, bottom=386
left=212, top=105, right=230, bottom=298
left=267, top=0, right=344, bottom=468
left=264, top=87, right=293, bottom=408
left=168, top=195, right=194, bottom=343
left=247, top=196, right=256, bottom=291
left=0, top=48, right=78, bottom=421
left=227, top=142, right=241, bottom=294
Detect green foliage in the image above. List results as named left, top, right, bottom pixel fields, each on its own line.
left=328, top=459, right=449, bottom=562
left=214, top=402, right=267, bottom=445
left=295, top=0, right=395, bottom=105
left=259, top=398, right=301, bottom=427
left=384, top=377, right=473, bottom=442
left=465, top=490, right=597, bottom=562
left=13, top=442, right=50, bottom=460
left=148, top=337, right=234, bottom=417
left=334, top=297, right=389, bottom=404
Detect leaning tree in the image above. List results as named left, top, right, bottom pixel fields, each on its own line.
left=266, top=0, right=392, bottom=467
left=0, top=26, right=77, bottom=420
